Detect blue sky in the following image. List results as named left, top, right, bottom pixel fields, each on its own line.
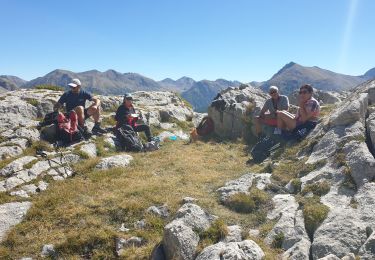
left=1, top=0, right=374, bottom=82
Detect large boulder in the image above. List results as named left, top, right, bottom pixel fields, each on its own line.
left=195, top=240, right=265, bottom=260
left=162, top=203, right=217, bottom=260
left=208, top=85, right=268, bottom=139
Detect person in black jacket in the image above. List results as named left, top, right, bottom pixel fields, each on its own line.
left=115, top=93, right=153, bottom=142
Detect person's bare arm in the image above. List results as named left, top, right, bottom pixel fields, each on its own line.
left=90, top=96, right=101, bottom=108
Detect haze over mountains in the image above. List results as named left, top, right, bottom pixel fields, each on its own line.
left=1, top=62, right=374, bottom=112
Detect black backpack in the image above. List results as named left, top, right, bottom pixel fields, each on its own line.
left=116, top=125, right=144, bottom=152
left=251, top=136, right=280, bottom=163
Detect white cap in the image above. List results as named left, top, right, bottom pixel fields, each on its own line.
left=269, top=86, right=278, bottom=93
left=68, top=78, right=81, bottom=88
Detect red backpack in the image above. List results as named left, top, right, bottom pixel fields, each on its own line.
left=196, top=116, right=214, bottom=136
left=57, top=111, right=83, bottom=145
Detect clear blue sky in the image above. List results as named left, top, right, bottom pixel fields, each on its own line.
left=1, top=0, right=374, bottom=82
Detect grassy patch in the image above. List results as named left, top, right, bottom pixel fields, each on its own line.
left=24, top=98, right=40, bottom=107
left=1, top=141, right=262, bottom=258
left=168, top=118, right=194, bottom=132
left=341, top=167, right=357, bottom=191
left=101, top=115, right=116, bottom=128
left=290, top=178, right=302, bottom=194
left=34, top=85, right=64, bottom=91
left=271, top=232, right=284, bottom=249
left=299, top=196, right=329, bottom=240
left=301, top=181, right=330, bottom=196
left=226, top=188, right=272, bottom=215
left=196, top=219, right=228, bottom=253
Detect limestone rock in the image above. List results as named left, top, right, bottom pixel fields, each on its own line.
left=329, top=93, right=368, bottom=127
left=80, top=142, right=97, bottom=158
left=343, top=141, right=375, bottom=187
left=195, top=240, right=265, bottom=260
left=223, top=225, right=242, bottom=243
left=95, top=154, right=133, bottom=170
left=146, top=204, right=169, bottom=219
left=0, top=156, right=37, bottom=176
left=41, top=244, right=55, bottom=257
left=0, top=202, right=31, bottom=240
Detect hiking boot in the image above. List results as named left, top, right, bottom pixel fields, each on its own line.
left=92, top=123, right=107, bottom=135
left=82, top=126, right=92, bottom=139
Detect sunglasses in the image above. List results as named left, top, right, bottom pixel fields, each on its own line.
left=299, top=90, right=309, bottom=94
left=269, top=91, right=277, bottom=94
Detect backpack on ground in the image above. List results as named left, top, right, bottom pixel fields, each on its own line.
left=57, top=111, right=84, bottom=145
left=251, top=136, right=280, bottom=163
left=116, top=125, right=144, bottom=152
left=196, top=116, right=214, bottom=136
left=39, top=111, right=59, bottom=143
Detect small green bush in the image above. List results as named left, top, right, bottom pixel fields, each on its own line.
left=301, top=181, right=330, bottom=196
left=199, top=219, right=228, bottom=243
left=24, top=98, right=39, bottom=107
left=290, top=178, right=302, bottom=194
left=34, top=85, right=64, bottom=91
left=226, top=188, right=271, bottom=214
left=302, top=199, right=329, bottom=240
left=271, top=232, right=284, bottom=248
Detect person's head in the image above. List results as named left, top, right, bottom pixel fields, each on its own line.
left=269, top=86, right=279, bottom=99
left=68, top=78, right=81, bottom=93
left=123, top=93, right=133, bottom=107
left=299, top=84, right=313, bottom=101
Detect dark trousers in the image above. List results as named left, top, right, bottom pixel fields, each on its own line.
left=133, top=124, right=152, bottom=142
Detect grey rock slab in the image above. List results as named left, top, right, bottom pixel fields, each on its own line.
left=163, top=220, right=199, bottom=260
left=10, top=189, right=29, bottom=198
left=4, top=176, right=25, bottom=190
left=223, top=225, right=242, bottom=243
left=311, top=208, right=367, bottom=259
left=146, top=204, right=169, bottom=219
left=267, top=194, right=298, bottom=220
left=80, top=142, right=97, bottom=158
left=282, top=237, right=311, bottom=260
left=358, top=231, right=375, bottom=259
left=3, top=137, right=29, bottom=149
left=116, top=236, right=143, bottom=256
left=343, top=141, right=375, bottom=187
left=95, top=154, right=133, bottom=170
left=317, top=254, right=341, bottom=260
left=0, top=145, right=23, bottom=159
left=174, top=203, right=217, bottom=231
left=366, top=111, right=375, bottom=151
left=217, top=173, right=255, bottom=203
left=0, top=156, right=37, bottom=176
left=182, top=197, right=198, bottom=204
left=329, top=93, right=368, bottom=127
left=195, top=240, right=265, bottom=260
left=0, top=202, right=31, bottom=241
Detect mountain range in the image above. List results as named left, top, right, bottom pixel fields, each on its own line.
left=1, top=62, right=374, bottom=112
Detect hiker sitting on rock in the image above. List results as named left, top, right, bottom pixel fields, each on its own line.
left=255, top=86, right=289, bottom=137
left=274, top=84, right=320, bottom=134
left=115, top=93, right=153, bottom=142
left=53, top=78, right=107, bottom=136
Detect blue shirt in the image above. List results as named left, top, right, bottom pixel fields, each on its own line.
left=57, top=90, right=93, bottom=112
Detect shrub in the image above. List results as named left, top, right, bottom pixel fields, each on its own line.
left=302, top=199, right=329, bottom=240
left=226, top=188, right=272, bottom=214
left=271, top=232, right=284, bottom=248
left=24, top=98, right=39, bottom=107
left=34, top=85, right=64, bottom=91
left=290, top=178, right=302, bottom=194
left=199, top=219, right=228, bottom=243
left=301, top=181, right=330, bottom=196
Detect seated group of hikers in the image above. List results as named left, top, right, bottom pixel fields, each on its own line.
left=42, top=78, right=154, bottom=150
left=255, top=84, right=320, bottom=139
left=250, top=84, right=320, bottom=162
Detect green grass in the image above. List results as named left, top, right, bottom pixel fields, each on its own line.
left=196, top=219, right=228, bottom=254
left=301, top=181, right=330, bottom=196
left=3, top=141, right=279, bottom=258
left=225, top=188, right=273, bottom=217
left=24, top=98, right=40, bottom=107
left=34, top=85, right=64, bottom=91
left=298, top=196, right=330, bottom=240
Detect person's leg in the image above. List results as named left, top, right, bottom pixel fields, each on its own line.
left=255, top=116, right=262, bottom=137
left=133, top=124, right=152, bottom=142
left=276, top=111, right=297, bottom=130
left=74, top=106, right=85, bottom=127
left=86, top=106, right=100, bottom=123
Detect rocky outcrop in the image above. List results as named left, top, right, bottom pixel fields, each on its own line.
left=288, top=89, right=347, bottom=105
left=195, top=240, right=265, bottom=260
left=0, top=202, right=31, bottom=240
left=208, top=85, right=268, bottom=139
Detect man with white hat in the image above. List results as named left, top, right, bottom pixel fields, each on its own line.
left=54, top=78, right=106, bottom=135
left=255, top=85, right=289, bottom=137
